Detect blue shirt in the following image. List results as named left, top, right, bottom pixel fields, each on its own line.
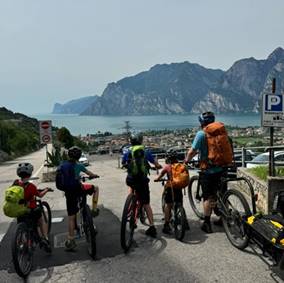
left=192, top=130, right=223, bottom=174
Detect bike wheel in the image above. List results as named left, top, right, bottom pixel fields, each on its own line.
left=161, top=191, right=166, bottom=213
left=120, top=194, right=136, bottom=253
left=11, top=222, right=33, bottom=278
left=41, top=201, right=52, bottom=234
left=83, top=205, right=97, bottom=259
left=174, top=205, right=186, bottom=241
left=188, top=175, right=204, bottom=220
left=139, top=206, right=147, bottom=225
left=222, top=189, right=251, bottom=250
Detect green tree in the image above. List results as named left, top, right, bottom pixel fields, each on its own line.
left=56, top=127, right=74, bottom=149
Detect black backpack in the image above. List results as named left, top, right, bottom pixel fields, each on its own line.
left=55, top=161, right=81, bottom=192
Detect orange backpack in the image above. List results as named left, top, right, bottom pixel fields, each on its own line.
left=202, top=121, right=233, bottom=169
left=170, top=163, right=190, bottom=189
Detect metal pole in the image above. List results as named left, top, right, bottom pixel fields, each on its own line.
left=269, top=78, right=276, bottom=177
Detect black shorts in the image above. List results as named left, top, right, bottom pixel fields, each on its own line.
left=200, top=172, right=223, bottom=201
left=65, top=191, right=83, bottom=216
left=126, top=177, right=150, bottom=205
left=164, top=187, right=183, bottom=204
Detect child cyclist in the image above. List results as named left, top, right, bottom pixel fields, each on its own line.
left=13, top=163, right=52, bottom=252
left=154, top=150, right=189, bottom=234
left=64, top=146, right=99, bottom=251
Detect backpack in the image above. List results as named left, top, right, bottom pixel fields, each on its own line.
left=128, top=145, right=149, bottom=178
left=202, top=121, right=233, bottom=169
left=170, top=163, right=190, bottom=189
left=3, top=185, right=29, bottom=218
left=55, top=161, right=81, bottom=192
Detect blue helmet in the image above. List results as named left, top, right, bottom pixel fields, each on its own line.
left=198, top=111, right=215, bottom=126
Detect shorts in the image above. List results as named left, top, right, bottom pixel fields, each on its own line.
left=126, top=177, right=150, bottom=205
left=18, top=207, right=42, bottom=226
left=164, top=187, right=183, bottom=204
left=200, top=172, right=223, bottom=201
left=65, top=184, right=95, bottom=216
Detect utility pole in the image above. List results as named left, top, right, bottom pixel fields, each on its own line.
left=269, top=78, right=276, bottom=176
left=123, top=121, right=132, bottom=141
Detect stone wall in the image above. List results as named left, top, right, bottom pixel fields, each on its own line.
left=237, top=167, right=284, bottom=214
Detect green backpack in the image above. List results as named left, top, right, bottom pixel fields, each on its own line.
left=128, top=145, right=149, bottom=178
left=3, top=185, right=29, bottom=218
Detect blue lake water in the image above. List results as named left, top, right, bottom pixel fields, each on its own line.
left=33, top=113, right=262, bottom=136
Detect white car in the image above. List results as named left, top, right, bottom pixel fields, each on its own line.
left=246, top=151, right=284, bottom=168
left=79, top=153, right=89, bottom=166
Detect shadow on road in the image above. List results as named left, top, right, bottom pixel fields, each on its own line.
left=0, top=206, right=123, bottom=274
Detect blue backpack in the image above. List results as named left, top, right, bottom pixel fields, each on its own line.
left=55, top=161, right=81, bottom=192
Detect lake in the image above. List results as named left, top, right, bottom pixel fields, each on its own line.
left=33, top=113, right=262, bottom=136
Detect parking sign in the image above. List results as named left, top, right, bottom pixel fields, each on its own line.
left=262, top=93, right=284, bottom=127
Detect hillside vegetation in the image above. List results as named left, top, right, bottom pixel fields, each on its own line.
left=0, top=107, right=40, bottom=161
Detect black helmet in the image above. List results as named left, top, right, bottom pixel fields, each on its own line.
left=17, top=163, right=34, bottom=177
left=166, top=150, right=178, bottom=163
left=130, top=133, right=143, bottom=145
left=198, top=111, right=215, bottom=126
left=68, top=146, right=82, bottom=160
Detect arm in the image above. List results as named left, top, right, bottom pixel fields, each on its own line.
left=154, top=166, right=167, bottom=181
left=85, top=169, right=99, bottom=179
left=184, top=148, right=198, bottom=163
left=38, top=188, right=50, bottom=198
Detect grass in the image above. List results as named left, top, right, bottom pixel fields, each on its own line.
left=247, top=166, right=284, bottom=181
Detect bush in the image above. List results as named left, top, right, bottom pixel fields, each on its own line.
left=248, top=166, right=284, bottom=181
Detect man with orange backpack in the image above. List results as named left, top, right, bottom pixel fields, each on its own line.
left=155, top=150, right=189, bottom=234
left=184, top=112, right=233, bottom=233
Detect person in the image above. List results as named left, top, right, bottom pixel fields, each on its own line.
left=64, top=146, right=100, bottom=251
left=122, top=133, right=162, bottom=237
left=13, top=163, right=52, bottom=252
left=184, top=111, right=227, bottom=233
left=154, top=150, right=187, bottom=234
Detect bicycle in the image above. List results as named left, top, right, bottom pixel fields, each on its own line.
left=120, top=189, right=148, bottom=253
left=76, top=175, right=99, bottom=259
left=11, top=188, right=53, bottom=278
left=187, top=164, right=255, bottom=249
left=156, top=178, right=188, bottom=241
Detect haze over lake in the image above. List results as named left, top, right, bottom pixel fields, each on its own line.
left=33, top=113, right=262, bottom=136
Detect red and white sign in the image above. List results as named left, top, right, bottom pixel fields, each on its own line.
left=39, top=120, right=52, bottom=144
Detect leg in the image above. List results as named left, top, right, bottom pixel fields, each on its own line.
left=144, top=204, right=154, bottom=226
left=68, top=215, right=76, bottom=240
left=92, top=186, right=100, bottom=217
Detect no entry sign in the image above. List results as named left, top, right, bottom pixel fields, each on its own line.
left=39, top=120, right=52, bottom=144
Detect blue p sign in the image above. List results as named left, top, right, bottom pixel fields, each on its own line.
left=265, top=95, right=283, bottom=111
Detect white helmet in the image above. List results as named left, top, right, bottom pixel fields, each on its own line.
left=17, top=163, right=34, bottom=177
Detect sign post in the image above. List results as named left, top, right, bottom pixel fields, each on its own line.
left=261, top=79, right=284, bottom=176
left=39, top=120, right=53, bottom=163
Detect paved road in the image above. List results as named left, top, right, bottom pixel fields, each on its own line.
left=0, top=153, right=284, bottom=282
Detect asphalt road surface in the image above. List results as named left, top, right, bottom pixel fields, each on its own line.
left=0, top=151, right=284, bottom=282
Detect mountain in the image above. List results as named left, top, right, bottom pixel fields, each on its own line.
left=52, top=95, right=99, bottom=114
left=81, top=63, right=224, bottom=115
left=53, top=47, right=284, bottom=115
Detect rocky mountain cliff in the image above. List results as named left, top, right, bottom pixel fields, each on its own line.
left=52, top=95, right=98, bottom=114
left=53, top=47, right=284, bottom=115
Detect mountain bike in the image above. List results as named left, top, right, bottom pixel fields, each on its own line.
left=156, top=179, right=188, bottom=241
left=11, top=188, right=53, bottom=278
left=76, top=175, right=99, bottom=259
left=120, top=189, right=148, bottom=252
left=187, top=166, right=255, bottom=249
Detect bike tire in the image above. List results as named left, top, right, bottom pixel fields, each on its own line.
left=120, top=194, right=136, bottom=253
left=12, top=222, right=33, bottom=278
left=83, top=205, right=97, bottom=259
left=174, top=205, right=186, bottom=241
left=161, top=191, right=166, bottom=214
left=187, top=175, right=204, bottom=220
left=222, top=188, right=251, bottom=250
left=41, top=201, right=52, bottom=234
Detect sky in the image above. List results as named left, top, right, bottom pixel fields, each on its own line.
left=1, top=0, right=284, bottom=114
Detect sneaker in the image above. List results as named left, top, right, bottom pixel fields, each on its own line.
left=145, top=226, right=157, bottom=238
left=65, top=239, right=77, bottom=251
left=41, top=238, right=52, bottom=253
left=92, top=208, right=100, bottom=217
left=162, top=223, right=171, bottom=234
left=201, top=222, right=213, bottom=234
left=213, top=218, right=223, bottom=227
